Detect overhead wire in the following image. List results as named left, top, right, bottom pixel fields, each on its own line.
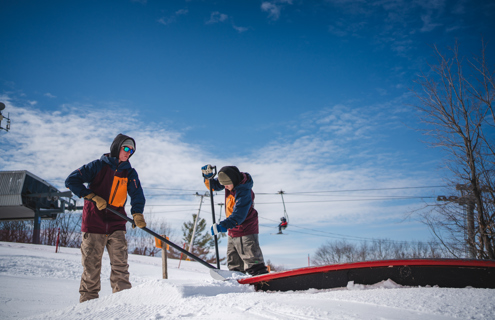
left=255, top=185, right=447, bottom=195
left=56, top=177, right=445, bottom=244
left=259, top=216, right=422, bottom=245
left=140, top=196, right=437, bottom=207
left=134, top=184, right=442, bottom=245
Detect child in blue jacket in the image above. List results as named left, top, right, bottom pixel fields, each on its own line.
left=202, top=165, right=268, bottom=276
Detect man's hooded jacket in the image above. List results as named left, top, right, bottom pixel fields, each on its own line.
left=65, top=134, right=145, bottom=234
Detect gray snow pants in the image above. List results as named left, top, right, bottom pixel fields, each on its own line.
left=79, top=230, right=131, bottom=303
left=226, top=234, right=265, bottom=273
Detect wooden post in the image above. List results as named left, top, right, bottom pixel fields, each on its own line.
left=161, top=236, right=168, bottom=279
left=55, top=228, right=60, bottom=253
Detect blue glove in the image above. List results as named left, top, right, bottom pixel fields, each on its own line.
left=201, top=164, right=214, bottom=179
left=211, top=223, right=227, bottom=235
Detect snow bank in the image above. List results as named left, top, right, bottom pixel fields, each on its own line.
left=1, top=242, right=494, bottom=320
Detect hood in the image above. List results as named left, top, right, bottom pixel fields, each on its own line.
left=235, top=172, right=253, bottom=190
left=219, top=166, right=243, bottom=187
left=100, top=154, right=132, bottom=170
left=110, top=133, right=136, bottom=159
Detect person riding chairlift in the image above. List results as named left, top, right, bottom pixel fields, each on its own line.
left=278, top=217, right=288, bottom=234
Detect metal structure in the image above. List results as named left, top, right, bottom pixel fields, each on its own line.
left=0, top=170, right=78, bottom=244
left=0, top=102, right=11, bottom=132
left=188, top=192, right=207, bottom=254
left=436, top=184, right=493, bottom=259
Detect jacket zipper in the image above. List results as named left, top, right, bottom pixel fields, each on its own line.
left=110, top=180, right=120, bottom=205
left=107, top=166, right=119, bottom=234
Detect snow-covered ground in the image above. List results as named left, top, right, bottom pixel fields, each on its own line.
left=0, top=241, right=494, bottom=320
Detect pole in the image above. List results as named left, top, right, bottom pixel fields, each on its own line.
left=55, top=228, right=60, bottom=253
left=278, top=190, right=288, bottom=223
left=161, top=236, right=168, bottom=279
left=188, top=194, right=204, bottom=253
left=466, top=201, right=476, bottom=259
left=104, top=206, right=216, bottom=269
left=455, top=184, right=477, bottom=259
left=206, top=166, right=221, bottom=269
left=33, top=207, right=41, bottom=244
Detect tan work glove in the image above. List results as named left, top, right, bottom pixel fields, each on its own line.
left=84, top=193, right=107, bottom=210
left=132, top=213, right=146, bottom=229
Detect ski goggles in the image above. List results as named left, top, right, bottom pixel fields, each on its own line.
left=122, top=146, right=134, bottom=154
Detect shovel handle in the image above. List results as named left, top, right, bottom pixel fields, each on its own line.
left=85, top=198, right=217, bottom=269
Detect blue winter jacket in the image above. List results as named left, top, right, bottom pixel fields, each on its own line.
left=206, top=173, right=259, bottom=237
left=65, top=153, right=145, bottom=234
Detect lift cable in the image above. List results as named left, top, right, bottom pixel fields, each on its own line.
left=259, top=217, right=423, bottom=244
left=136, top=195, right=436, bottom=207
left=255, top=185, right=447, bottom=195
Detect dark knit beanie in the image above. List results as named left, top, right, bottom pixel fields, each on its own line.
left=218, top=172, right=233, bottom=186
left=218, top=166, right=242, bottom=187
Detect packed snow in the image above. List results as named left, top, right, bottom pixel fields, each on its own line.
left=1, top=241, right=494, bottom=320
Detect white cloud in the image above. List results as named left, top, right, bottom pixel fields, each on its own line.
left=158, top=8, right=188, bottom=26
left=206, top=11, right=228, bottom=25
left=261, top=0, right=292, bottom=20
left=261, top=2, right=281, bottom=20
left=205, top=11, right=249, bottom=33
left=0, top=95, right=440, bottom=253
left=158, top=17, right=175, bottom=26
left=232, top=25, right=249, bottom=33
left=44, top=93, right=57, bottom=98
left=420, top=13, right=442, bottom=32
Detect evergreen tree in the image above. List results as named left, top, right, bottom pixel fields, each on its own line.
left=181, top=214, right=225, bottom=264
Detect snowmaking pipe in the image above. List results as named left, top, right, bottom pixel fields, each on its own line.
left=204, top=165, right=221, bottom=269
left=104, top=206, right=217, bottom=270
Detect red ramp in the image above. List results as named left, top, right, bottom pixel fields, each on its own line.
left=238, top=259, right=495, bottom=292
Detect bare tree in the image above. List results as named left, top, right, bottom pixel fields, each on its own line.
left=412, top=40, right=495, bottom=259
left=127, top=213, right=175, bottom=257
left=0, top=220, right=32, bottom=243
left=0, top=212, right=82, bottom=248
left=312, top=239, right=446, bottom=265
left=56, top=212, right=83, bottom=248
left=266, top=259, right=287, bottom=272
left=40, top=212, right=82, bottom=248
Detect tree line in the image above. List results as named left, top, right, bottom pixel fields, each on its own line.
left=0, top=211, right=224, bottom=265
left=312, top=239, right=448, bottom=265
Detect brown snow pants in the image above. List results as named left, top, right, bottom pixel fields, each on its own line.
left=227, top=234, right=266, bottom=274
left=79, top=230, right=131, bottom=303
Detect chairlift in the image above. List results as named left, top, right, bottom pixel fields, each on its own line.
left=276, top=190, right=289, bottom=234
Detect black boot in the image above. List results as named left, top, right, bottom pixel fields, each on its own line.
left=246, top=263, right=269, bottom=276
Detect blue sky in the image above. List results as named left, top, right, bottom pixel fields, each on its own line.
left=1, top=0, right=494, bottom=268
